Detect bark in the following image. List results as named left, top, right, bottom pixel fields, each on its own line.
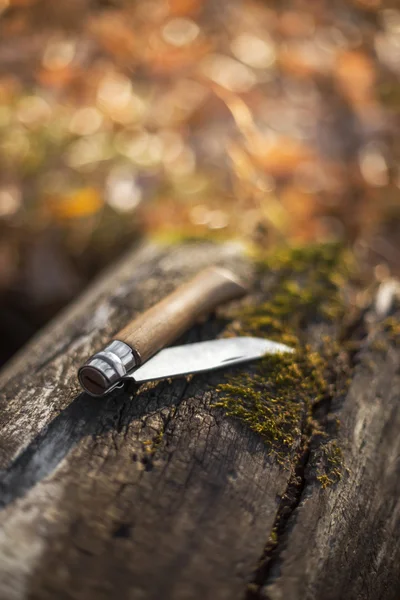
left=0, top=241, right=398, bottom=600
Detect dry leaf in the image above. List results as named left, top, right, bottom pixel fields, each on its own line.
left=47, top=188, right=103, bottom=221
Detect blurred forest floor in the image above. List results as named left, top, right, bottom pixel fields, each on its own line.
left=0, top=0, right=399, bottom=365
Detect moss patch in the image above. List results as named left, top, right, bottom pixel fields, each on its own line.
left=215, top=348, right=327, bottom=466
left=316, top=441, right=344, bottom=488
left=256, top=242, right=352, bottom=325
left=215, top=242, right=351, bottom=479
left=379, top=81, right=400, bottom=110
left=383, top=316, right=400, bottom=346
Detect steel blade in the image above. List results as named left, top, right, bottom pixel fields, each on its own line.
left=127, top=337, right=294, bottom=383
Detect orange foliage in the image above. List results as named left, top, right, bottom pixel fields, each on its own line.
left=251, top=137, right=314, bottom=178
left=47, top=188, right=103, bottom=221
left=89, top=13, right=138, bottom=64
left=168, top=0, right=203, bottom=16
left=335, top=51, right=376, bottom=108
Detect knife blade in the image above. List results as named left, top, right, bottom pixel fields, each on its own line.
left=128, top=337, right=294, bottom=383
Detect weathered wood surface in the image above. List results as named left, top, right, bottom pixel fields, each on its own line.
left=262, top=323, right=400, bottom=600
left=0, top=241, right=399, bottom=600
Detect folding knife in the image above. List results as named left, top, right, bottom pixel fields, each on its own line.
left=78, top=267, right=293, bottom=397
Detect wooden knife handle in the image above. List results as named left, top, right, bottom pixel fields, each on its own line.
left=115, top=267, right=247, bottom=366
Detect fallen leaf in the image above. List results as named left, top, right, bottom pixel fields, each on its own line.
left=47, top=187, right=103, bottom=220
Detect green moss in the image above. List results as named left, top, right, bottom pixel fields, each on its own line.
left=259, top=242, right=344, bottom=273
left=152, top=429, right=164, bottom=449
left=215, top=243, right=350, bottom=478
left=256, top=242, right=352, bottom=324
left=382, top=317, right=400, bottom=346
left=379, top=81, right=400, bottom=110
left=268, top=529, right=278, bottom=545
left=216, top=346, right=328, bottom=466
left=316, top=441, right=344, bottom=488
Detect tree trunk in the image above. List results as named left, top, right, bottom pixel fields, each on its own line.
left=0, top=241, right=399, bottom=600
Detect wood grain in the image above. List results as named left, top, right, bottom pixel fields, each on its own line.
left=0, top=241, right=398, bottom=600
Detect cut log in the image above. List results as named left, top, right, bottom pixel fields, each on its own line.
left=0, top=241, right=399, bottom=600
